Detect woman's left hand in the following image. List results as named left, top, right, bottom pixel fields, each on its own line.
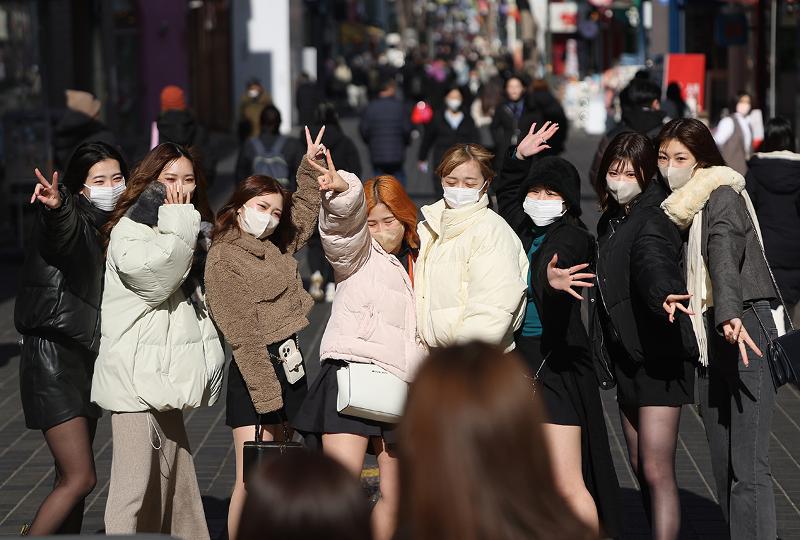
left=310, top=150, right=349, bottom=193
left=662, top=293, right=694, bottom=323
left=722, top=317, right=763, bottom=367
left=305, top=125, right=326, bottom=161
left=546, top=253, right=595, bottom=301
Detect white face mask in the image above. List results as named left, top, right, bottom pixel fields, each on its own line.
left=442, top=182, right=486, bottom=209
left=445, top=98, right=463, bottom=111
left=84, top=181, right=125, bottom=211
left=522, top=198, right=566, bottom=227
left=659, top=164, right=696, bottom=191
left=606, top=179, right=642, bottom=206
left=247, top=88, right=260, bottom=99
left=239, top=205, right=279, bottom=239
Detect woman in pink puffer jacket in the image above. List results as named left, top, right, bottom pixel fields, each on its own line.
left=294, top=150, right=426, bottom=540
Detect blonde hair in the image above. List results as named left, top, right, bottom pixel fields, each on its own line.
left=435, top=143, right=496, bottom=181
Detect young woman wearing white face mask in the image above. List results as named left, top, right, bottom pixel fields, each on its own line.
left=293, top=151, right=427, bottom=540
left=658, top=118, right=778, bottom=540
left=593, top=132, right=699, bottom=540
left=713, top=91, right=754, bottom=176
left=15, top=142, right=127, bottom=536
left=205, top=127, right=324, bottom=540
left=415, top=143, right=528, bottom=352
left=495, top=122, right=621, bottom=537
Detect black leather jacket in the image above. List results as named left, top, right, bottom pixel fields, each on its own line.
left=14, top=188, right=111, bottom=352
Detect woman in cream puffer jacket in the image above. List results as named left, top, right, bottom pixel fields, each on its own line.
left=294, top=150, right=425, bottom=540
left=415, top=143, right=528, bottom=352
left=91, top=143, right=223, bottom=540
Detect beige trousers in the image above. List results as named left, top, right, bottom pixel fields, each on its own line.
left=105, top=410, right=209, bottom=540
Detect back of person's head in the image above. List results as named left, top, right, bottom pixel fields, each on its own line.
left=260, top=105, right=282, bottom=135
left=398, top=342, right=595, bottom=540
left=625, top=78, right=661, bottom=109
left=761, top=117, right=795, bottom=153
left=63, top=141, right=129, bottom=195
left=237, top=452, right=372, bottom=540
left=379, top=77, right=397, bottom=95
left=666, top=82, right=683, bottom=103
left=314, top=101, right=340, bottom=127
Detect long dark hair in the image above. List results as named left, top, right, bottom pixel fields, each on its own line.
left=761, top=117, right=796, bottom=153
left=237, top=452, right=372, bottom=540
left=213, top=174, right=294, bottom=252
left=594, top=132, right=658, bottom=211
left=102, top=143, right=213, bottom=242
left=657, top=118, right=726, bottom=169
left=398, top=343, right=594, bottom=540
left=63, top=142, right=129, bottom=194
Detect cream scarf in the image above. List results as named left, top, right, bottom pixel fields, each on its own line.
left=661, top=166, right=763, bottom=366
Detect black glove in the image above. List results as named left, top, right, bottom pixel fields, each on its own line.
left=126, top=181, right=167, bottom=226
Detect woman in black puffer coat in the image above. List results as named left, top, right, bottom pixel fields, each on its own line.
left=494, top=122, right=620, bottom=538
left=593, top=132, right=698, bottom=540
left=14, top=142, right=128, bottom=535
left=746, top=117, right=800, bottom=326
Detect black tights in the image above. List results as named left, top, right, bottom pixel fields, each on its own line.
left=620, top=405, right=682, bottom=540
left=29, top=416, right=98, bottom=535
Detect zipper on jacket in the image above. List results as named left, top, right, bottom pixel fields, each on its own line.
left=595, top=232, right=622, bottom=346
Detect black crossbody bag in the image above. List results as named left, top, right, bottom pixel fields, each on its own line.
left=746, top=211, right=800, bottom=389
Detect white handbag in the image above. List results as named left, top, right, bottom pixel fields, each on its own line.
left=336, top=362, right=408, bottom=423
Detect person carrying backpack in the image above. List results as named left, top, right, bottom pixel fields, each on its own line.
left=235, top=105, right=303, bottom=189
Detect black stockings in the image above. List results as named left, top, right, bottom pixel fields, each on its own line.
left=29, top=416, right=97, bottom=535
left=620, top=405, right=682, bottom=540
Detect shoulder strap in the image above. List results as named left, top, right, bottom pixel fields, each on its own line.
left=744, top=207, right=795, bottom=331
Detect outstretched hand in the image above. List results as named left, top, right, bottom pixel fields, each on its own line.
left=515, top=121, right=560, bottom=160
left=31, top=168, right=62, bottom=209
left=546, top=253, right=595, bottom=301
left=310, top=149, right=349, bottom=193
left=305, top=125, right=326, bottom=161
left=663, top=293, right=694, bottom=323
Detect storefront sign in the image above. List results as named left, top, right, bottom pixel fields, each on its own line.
left=664, top=54, right=706, bottom=113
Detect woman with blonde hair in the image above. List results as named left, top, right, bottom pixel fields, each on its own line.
left=415, top=143, right=528, bottom=352
left=294, top=149, right=426, bottom=540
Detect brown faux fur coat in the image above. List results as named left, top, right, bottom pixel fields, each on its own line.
left=205, top=157, right=320, bottom=413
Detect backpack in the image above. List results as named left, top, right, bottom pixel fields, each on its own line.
left=251, top=136, right=289, bottom=187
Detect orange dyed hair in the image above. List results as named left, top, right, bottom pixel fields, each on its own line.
left=364, top=175, right=419, bottom=249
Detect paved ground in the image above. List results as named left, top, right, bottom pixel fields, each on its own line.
left=0, top=124, right=799, bottom=538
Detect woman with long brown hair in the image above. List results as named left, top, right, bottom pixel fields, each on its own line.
left=658, top=118, right=778, bottom=539
left=91, top=142, right=224, bottom=538
left=204, top=127, right=324, bottom=540
left=397, top=342, right=595, bottom=540
left=293, top=149, right=426, bottom=540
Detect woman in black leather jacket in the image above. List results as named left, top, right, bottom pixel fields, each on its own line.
left=14, top=142, right=128, bottom=535
left=593, top=132, right=697, bottom=540
left=494, top=122, right=620, bottom=538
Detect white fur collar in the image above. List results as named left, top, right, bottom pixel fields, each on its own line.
left=753, top=150, right=800, bottom=161
left=661, top=166, right=746, bottom=229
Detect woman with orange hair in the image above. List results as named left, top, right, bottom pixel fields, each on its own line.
left=294, top=150, right=427, bottom=540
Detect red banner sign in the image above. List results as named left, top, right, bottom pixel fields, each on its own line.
left=664, top=54, right=706, bottom=113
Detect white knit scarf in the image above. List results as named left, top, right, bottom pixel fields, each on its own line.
left=661, top=166, right=763, bottom=366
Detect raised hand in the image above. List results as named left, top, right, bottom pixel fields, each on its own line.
left=305, top=125, right=326, bottom=161
left=722, top=318, right=763, bottom=367
left=663, top=293, right=695, bottom=323
left=31, top=168, right=62, bottom=209
left=546, top=253, right=595, bottom=301
left=515, top=121, right=560, bottom=160
left=164, top=181, right=192, bottom=205
left=310, top=149, right=349, bottom=193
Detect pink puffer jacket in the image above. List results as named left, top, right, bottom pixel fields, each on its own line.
left=318, top=171, right=427, bottom=382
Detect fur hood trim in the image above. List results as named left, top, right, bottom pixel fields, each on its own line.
left=661, top=166, right=745, bottom=229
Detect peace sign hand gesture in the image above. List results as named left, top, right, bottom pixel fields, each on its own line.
left=546, top=253, right=595, bottom=301
left=305, top=125, right=327, bottom=161
left=31, top=168, right=62, bottom=209
left=515, top=121, right=560, bottom=160
left=663, top=293, right=695, bottom=323
left=310, top=149, right=349, bottom=193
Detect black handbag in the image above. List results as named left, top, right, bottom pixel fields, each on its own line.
left=746, top=210, right=800, bottom=389
left=242, top=421, right=305, bottom=484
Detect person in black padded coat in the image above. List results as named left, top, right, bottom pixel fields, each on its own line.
left=14, top=142, right=128, bottom=536
left=494, top=121, right=620, bottom=538
left=593, top=132, right=698, bottom=540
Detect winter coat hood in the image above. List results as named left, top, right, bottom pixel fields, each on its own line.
left=620, top=107, right=666, bottom=137
left=519, top=156, right=582, bottom=216
left=747, top=151, right=800, bottom=194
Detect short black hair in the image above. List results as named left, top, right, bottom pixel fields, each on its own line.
left=594, top=132, right=657, bottom=210
left=625, top=78, right=661, bottom=108
left=259, top=105, right=282, bottom=135
left=762, top=117, right=796, bottom=153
